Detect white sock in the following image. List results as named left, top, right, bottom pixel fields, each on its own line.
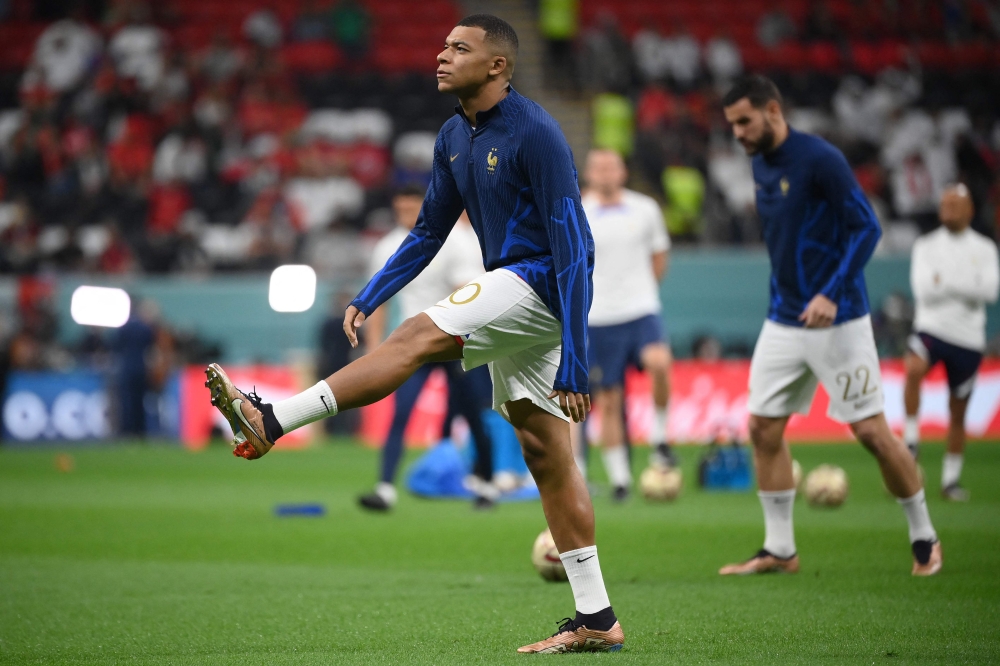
left=942, top=453, right=964, bottom=487
left=759, top=489, right=796, bottom=558
left=652, top=406, right=669, bottom=444
left=271, top=381, right=337, bottom=433
left=560, top=546, right=611, bottom=614
left=375, top=482, right=397, bottom=506
left=904, top=416, right=920, bottom=446
left=898, top=489, right=937, bottom=543
left=601, top=446, right=632, bottom=488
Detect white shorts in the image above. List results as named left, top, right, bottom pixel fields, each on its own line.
left=748, top=315, right=884, bottom=424
left=423, top=268, right=568, bottom=422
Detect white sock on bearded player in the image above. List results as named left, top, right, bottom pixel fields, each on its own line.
left=271, top=381, right=337, bottom=434
left=601, top=446, right=632, bottom=488
left=652, top=406, right=669, bottom=444
left=898, top=489, right=937, bottom=543
left=759, top=489, right=797, bottom=558
left=560, top=546, right=611, bottom=614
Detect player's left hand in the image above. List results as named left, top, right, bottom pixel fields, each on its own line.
left=548, top=390, right=591, bottom=423
left=799, top=294, right=837, bottom=328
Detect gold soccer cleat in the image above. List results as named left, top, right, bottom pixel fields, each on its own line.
left=204, top=363, right=274, bottom=460
left=719, top=549, right=800, bottom=575
left=517, top=618, right=625, bottom=654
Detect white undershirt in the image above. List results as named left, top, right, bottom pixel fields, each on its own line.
left=911, top=226, right=1000, bottom=351
left=369, top=221, right=484, bottom=321
left=583, top=189, right=670, bottom=326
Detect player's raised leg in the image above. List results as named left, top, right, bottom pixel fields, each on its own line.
left=641, top=342, right=676, bottom=468
left=903, top=345, right=930, bottom=459
left=595, top=385, right=632, bottom=501
left=206, top=312, right=462, bottom=459
left=719, top=414, right=800, bottom=575
left=850, top=413, right=941, bottom=575
left=509, top=398, right=624, bottom=654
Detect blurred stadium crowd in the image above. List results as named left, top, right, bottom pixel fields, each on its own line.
left=0, top=0, right=998, bottom=275
left=557, top=0, right=1000, bottom=243
left=0, top=0, right=458, bottom=275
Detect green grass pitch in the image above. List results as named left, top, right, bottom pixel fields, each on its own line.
left=1, top=440, right=998, bottom=665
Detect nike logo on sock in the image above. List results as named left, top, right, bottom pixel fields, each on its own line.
left=576, top=555, right=595, bottom=563
left=320, top=395, right=331, bottom=414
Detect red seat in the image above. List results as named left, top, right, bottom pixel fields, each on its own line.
left=806, top=41, right=841, bottom=74
left=281, top=42, right=343, bottom=74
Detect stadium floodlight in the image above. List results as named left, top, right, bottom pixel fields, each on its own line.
left=70, top=286, right=131, bottom=328
left=269, top=265, right=317, bottom=313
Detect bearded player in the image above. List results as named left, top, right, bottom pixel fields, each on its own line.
left=203, top=14, right=624, bottom=654
left=718, top=75, right=942, bottom=577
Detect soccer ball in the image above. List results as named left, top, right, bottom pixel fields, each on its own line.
left=531, top=529, right=567, bottom=582
left=639, top=466, right=682, bottom=501
left=791, top=459, right=803, bottom=490
left=804, top=464, right=849, bottom=507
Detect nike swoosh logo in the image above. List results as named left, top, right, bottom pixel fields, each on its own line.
left=232, top=398, right=266, bottom=443
left=320, top=395, right=331, bottom=414
left=576, top=555, right=595, bottom=563
left=450, top=153, right=459, bottom=162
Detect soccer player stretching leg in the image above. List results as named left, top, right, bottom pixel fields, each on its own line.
left=582, top=148, right=674, bottom=501
left=718, top=75, right=942, bottom=577
left=904, top=184, right=999, bottom=501
left=204, top=15, right=624, bottom=653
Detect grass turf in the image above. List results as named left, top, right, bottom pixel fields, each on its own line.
left=0, top=440, right=998, bottom=665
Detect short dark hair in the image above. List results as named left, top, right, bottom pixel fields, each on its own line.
left=456, top=14, right=519, bottom=57
left=394, top=184, right=426, bottom=199
left=722, top=75, right=783, bottom=109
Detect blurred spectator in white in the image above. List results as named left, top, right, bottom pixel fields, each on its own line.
left=284, top=143, right=364, bottom=229
left=704, top=34, right=742, bottom=88
left=392, top=131, right=436, bottom=187
left=198, top=33, right=244, bottom=84
left=633, top=28, right=671, bottom=83
left=664, top=28, right=701, bottom=89
left=756, top=8, right=796, bottom=48
left=31, top=9, right=102, bottom=94
left=833, top=72, right=920, bottom=146
left=153, top=129, right=207, bottom=185
left=243, top=7, right=283, bottom=50
left=109, top=5, right=167, bottom=92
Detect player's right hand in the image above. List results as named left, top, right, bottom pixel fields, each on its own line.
left=548, top=390, right=591, bottom=423
left=343, top=305, right=367, bottom=348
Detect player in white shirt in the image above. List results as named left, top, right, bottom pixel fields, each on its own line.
left=904, top=184, right=1000, bottom=501
left=358, top=186, right=498, bottom=511
left=581, top=149, right=674, bottom=501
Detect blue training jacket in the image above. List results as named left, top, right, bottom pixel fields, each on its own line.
left=351, top=87, right=595, bottom=394
left=753, top=127, right=881, bottom=326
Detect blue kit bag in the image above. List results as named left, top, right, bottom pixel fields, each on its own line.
left=698, top=442, right=754, bottom=491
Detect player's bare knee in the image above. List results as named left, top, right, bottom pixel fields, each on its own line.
left=850, top=417, right=892, bottom=458
left=383, top=314, right=457, bottom=363
left=641, top=345, right=672, bottom=374
left=748, top=415, right=783, bottom=453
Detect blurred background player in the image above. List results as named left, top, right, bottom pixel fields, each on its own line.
left=904, top=184, right=999, bottom=502
left=581, top=148, right=673, bottom=501
left=718, top=75, right=942, bottom=577
left=357, top=187, right=497, bottom=511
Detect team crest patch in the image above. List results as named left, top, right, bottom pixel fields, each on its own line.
left=487, top=148, right=498, bottom=174
left=780, top=177, right=789, bottom=196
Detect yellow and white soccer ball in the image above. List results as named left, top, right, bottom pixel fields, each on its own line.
left=639, top=465, right=682, bottom=501
left=804, top=464, right=849, bottom=507
left=792, top=459, right=803, bottom=490
left=531, top=529, right=567, bottom=582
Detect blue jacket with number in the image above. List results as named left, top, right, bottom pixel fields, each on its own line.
left=351, top=87, right=594, bottom=394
